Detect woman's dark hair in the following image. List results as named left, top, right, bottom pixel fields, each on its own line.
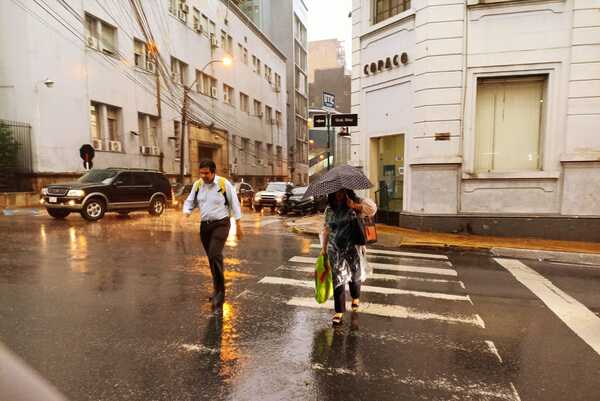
left=327, top=189, right=360, bottom=210
left=199, top=159, right=216, bottom=173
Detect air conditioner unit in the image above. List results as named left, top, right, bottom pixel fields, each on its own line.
left=86, top=36, right=98, bottom=48
left=195, top=24, right=203, bottom=34
left=150, top=146, right=160, bottom=155
left=102, top=47, right=115, bottom=56
left=109, top=141, right=122, bottom=152
left=92, top=139, right=103, bottom=151
left=210, top=34, right=218, bottom=48
left=211, top=87, right=218, bottom=98
left=257, top=111, right=264, bottom=118
left=178, top=10, right=186, bottom=21
left=140, top=146, right=152, bottom=155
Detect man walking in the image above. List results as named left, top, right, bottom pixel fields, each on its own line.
left=183, top=159, right=243, bottom=307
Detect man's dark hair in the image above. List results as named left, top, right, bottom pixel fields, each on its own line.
left=199, top=159, right=216, bottom=173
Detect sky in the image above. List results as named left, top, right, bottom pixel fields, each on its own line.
left=305, top=0, right=353, bottom=69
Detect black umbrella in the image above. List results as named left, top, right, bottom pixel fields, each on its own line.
left=303, top=164, right=373, bottom=199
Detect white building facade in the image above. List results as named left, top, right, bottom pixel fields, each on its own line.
left=351, top=0, right=600, bottom=240
left=233, top=0, right=310, bottom=185
left=0, top=0, right=287, bottom=189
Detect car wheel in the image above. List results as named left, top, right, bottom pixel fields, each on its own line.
left=276, top=207, right=287, bottom=216
left=149, top=197, right=166, bottom=216
left=46, top=208, right=70, bottom=219
left=81, top=198, right=106, bottom=221
left=253, top=205, right=262, bottom=213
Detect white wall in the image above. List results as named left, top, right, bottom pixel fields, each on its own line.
left=351, top=0, right=600, bottom=217
left=0, top=0, right=287, bottom=178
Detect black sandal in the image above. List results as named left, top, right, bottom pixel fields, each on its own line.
left=332, top=314, right=343, bottom=326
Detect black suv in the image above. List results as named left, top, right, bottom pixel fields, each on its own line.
left=41, top=168, right=173, bottom=221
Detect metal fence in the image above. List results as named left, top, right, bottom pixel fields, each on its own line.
left=0, top=119, right=33, bottom=192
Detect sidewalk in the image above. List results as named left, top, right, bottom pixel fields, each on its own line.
left=285, top=215, right=600, bottom=266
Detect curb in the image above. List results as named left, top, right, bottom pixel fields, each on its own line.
left=491, top=247, right=600, bottom=267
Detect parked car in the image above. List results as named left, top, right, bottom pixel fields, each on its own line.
left=276, top=186, right=327, bottom=216
left=252, top=182, right=294, bottom=212
left=41, top=168, right=173, bottom=221
left=234, top=182, right=255, bottom=207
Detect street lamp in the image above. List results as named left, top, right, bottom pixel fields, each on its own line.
left=179, top=57, right=232, bottom=183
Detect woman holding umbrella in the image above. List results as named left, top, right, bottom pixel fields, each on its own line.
left=305, top=165, right=377, bottom=326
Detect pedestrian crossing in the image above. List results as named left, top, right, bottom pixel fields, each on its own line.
left=251, top=244, right=522, bottom=401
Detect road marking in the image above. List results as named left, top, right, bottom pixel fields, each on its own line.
left=510, top=383, right=522, bottom=401
left=309, top=244, right=449, bottom=260
left=485, top=340, right=503, bottom=364
left=290, top=256, right=457, bottom=276
left=259, top=276, right=472, bottom=302
left=287, top=297, right=485, bottom=328
left=496, top=258, right=600, bottom=356
left=277, top=265, right=466, bottom=288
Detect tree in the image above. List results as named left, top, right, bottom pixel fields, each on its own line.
left=0, top=123, right=20, bottom=171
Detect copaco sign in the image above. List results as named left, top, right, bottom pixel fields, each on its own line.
left=364, top=52, right=408, bottom=76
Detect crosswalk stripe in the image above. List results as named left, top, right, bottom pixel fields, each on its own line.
left=496, top=258, right=600, bottom=356
left=276, top=265, right=466, bottom=288
left=286, top=297, right=485, bottom=328
left=309, top=244, right=449, bottom=260
left=289, top=256, right=457, bottom=277
left=259, top=276, right=472, bottom=302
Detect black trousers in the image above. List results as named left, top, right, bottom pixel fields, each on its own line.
left=200, top=218, right=231, bottom=305
left=333, top=281, right=361, bottom=313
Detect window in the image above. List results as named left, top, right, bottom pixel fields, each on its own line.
left=275, top=73, right=281, bottom=92
left=106, top=106, right=120, bottom=142
left=174, top=120, right=181, bottom=159
left=254, top=99, right=262, bottom=118
left=295, top=67, right=307, bottom=95
left=171, top=57, right=188, bottom=85
left=243, top=47, right=248, bottom=65
left=172, top=0, right=189, bottom=22
left=193, top=7, right=201, bottom=31
left=475, top=75, right=545, bottom=173
left=255, top=141, right=262, bottom=162
left=276, top=146, right=283, bottom=167
left=227, top=35, right=233, bottom=54
left=221, top=30, right=227, bottom=50
left=138, top=113, right=160, bottom=147
left=134, top=39, right=155, bottom=72
left=266, top=144, right=274, bottom=164
left=223, top=84, right=234, bottom=106
left=275, top=111, right=282, bottom=127
left=90, top=103, right=101, bottom=140
left=242, top=137, right=249, bottom=164
left=201, top=14, right=209, bottom=33
left=264, top=65, right=273, bottom=83
left=252, top=55, right=257, bottom=72
left=295, top=93, right=307, bottom=118
left=374, top=0, right=411, bottom=24
left=294, top=15, right=307, bottom=48
left=265, top=105, right=273, bottom=124
left=196, top=71, right=217, bottom=97
left=295, top=43, right=307, bottom=71
left=256, top=58, right=261, bottom=75
left=209, top=20, right=216, bottom=36
left=85, top=14, right=117, bottom=56
left=240, top=92, right=249, bottom=113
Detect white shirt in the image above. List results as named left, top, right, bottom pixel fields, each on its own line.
left=183, top=176, right=242, bottom=221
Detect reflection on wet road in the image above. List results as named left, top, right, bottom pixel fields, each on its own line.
left=1, top=209, right=600, bottom=401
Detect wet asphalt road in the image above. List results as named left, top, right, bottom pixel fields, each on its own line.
left=1, top=209, right=600, bottom=401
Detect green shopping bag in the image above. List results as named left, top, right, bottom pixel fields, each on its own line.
left=314, top=254, right=334, bottom=304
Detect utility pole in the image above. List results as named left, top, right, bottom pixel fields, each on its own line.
left=179, top=85, right=190, bottom=184
left=326, top=112, right=331, bottom=170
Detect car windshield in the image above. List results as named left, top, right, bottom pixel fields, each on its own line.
left=292, top=187, right=307, bottom=195
left=266, top=183, right=287, bottom=192
left=77, top=169, right=118, bottom=184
